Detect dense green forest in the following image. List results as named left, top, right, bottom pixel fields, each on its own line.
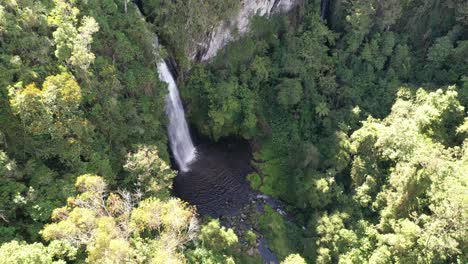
left=0, top=0, right=467, bottom=263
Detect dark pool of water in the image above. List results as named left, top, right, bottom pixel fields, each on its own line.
left=173, top=136, right=289, bottom=263
left=173, top=137, right=255, bottom=218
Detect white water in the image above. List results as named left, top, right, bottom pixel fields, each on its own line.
left=148, top=0, right=297, bottom=172
left=157, top=60, right=196, bottom=172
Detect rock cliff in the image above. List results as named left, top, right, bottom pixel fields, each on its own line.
left=191, top=0, right=298, bottom=61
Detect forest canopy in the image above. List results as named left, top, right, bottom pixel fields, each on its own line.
left=0, top=0, right=467, bottom=263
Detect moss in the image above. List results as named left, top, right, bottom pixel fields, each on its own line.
left=257, top=205, right=303, bottom=260
left=246, top=173, right=262, bottom=190
left=235, top=254, right=263, bottom=264
left=244, top=230, right=257, bottom=247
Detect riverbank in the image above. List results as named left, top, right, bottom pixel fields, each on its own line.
left=173, top=137, right=298, bottom=263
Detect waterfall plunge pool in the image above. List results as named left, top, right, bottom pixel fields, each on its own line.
left=173, top=136, right=254, bottom=217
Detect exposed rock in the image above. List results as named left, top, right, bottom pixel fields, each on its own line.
left=191, top=0, right=298, bottom=61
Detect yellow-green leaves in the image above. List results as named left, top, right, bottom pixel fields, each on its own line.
left=187, top=219, right=238, bottom=263
left=9, top=72, right=82, bottom=133
left=42, top=72, right=82, bottom=114
left=41, top=175, right=197, bottom=263
left=281, top=254, right=307, bottom=264
left=457, top=117, right=468, bottom=135
left=9, top=83, right=50, bottom=134
left=47, top=0, right=79, bottom=26
left=339, top=87, right=468, bottom=262
left=0, top=150, right=17, bottom=179
left=75, top=174, right=106, bottom=193
left=8, top=72, right=92, bottom=164
left=48, top=0, right=98, bottom=71
left=124, top=145, right=176, bottom=196
left=199, top=220, right=238, bottom=251
left=0, top=241, right=53, bottom=264
left=87, top=217, right=132, bottom=264
left=70, top=16, right=99, bottom=70
left=130, top=198, right=164, bottom=232
left=131, top=197, right=197, bottom=245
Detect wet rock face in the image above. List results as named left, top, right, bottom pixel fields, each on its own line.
left=190, top=0, right=298, bottom=61
left=173, top=138, right=254, bottom=218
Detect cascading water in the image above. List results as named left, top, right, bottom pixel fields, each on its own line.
left=157, top=56, right=196, bottom=172
left=136, top=5, right=196, bottom=172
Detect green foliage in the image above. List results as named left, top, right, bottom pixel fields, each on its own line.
left=313, top=88, right=468, bottom=263
left=276, top=78, right=303, bottom=108
left=183, top=66, right=257, bottom=140
left=180, top=2, right=467, bottom=262
left=40, top=175, right=197, bottom=263
left=0, top=149, right=74, bottom=241
left=315, top=102, right=330, bottom=118
left=186, top=219, right=238, bottom=264
left=244, top=230, right=257, bottom=248
left=281, top=253, right=307, bottom=264
left=199, top=220, right=238, bottom=251
left=0, top=0, right=170, bottom=240
left=258, top=206, right=303, bottom=260
left=1, top=1, right=467, bottom=263
left=48, top=0, right=99, bottom=72
left=142, top=0, right=239, bottom=69
left=0, top=241, right=56, bottom=264
left=246, top=173, right=262, bottom=190
left=0, top=151, right=24, bottom=241
left=9, top=72, right=92, bottom=166
left=124, top=145, right=176, bottom=197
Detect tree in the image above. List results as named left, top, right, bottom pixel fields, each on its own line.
left=48, top=0, right=99, bottom=71
left=0, top=239, right=77, bottom=264
left=314, top=87, right=467, bottom=263
left=343, top=0, right=376, bottom=51
left=9, top=72, right=92, bottom=165
left=0, top=150, right=25, bottom=238
left=124, top=145, right=176, bottom=196
left=375, top=0, right=403, bottom=30
left=315, top=102, right=330, bottom=117
left=41, top=174, right=197, bottom=263
left=0, top=241, right=54, bottom=264
left=276, top=78, right=303, bottom=108
left=186, top=219, right=238, bottom=264
left=282, top=254, right=307, bottom=264
left=8, top=82, right=51, bottom=136
left=69, top=16, right=99, bottom=71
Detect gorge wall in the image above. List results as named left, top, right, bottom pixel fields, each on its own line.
left=190, top=0, right=298, bottom=61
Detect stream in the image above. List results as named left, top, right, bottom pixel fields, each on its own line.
left=134, top=3, right=286, bottom=262
left=132, top=1, right=300, bottom=262
left=173, top=137, right=291, bottom=264
left=173, top=138, right=253, bottom=217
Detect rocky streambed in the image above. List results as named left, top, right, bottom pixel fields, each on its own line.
left=173, top=137, right=292, bottom=263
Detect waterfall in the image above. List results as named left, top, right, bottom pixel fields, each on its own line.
left=157, top=58, right=196, bottom=172
left=320, top=0, right=329, bottom=21
left=137, top=0, right=196, bottom=172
